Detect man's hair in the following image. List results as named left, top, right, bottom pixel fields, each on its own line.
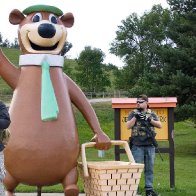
left=137, top=94, right=148, bottom=102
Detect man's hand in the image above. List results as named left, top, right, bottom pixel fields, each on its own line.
left=133, top=111, right=141, bottom=119
left=90, top=132, right=111, bottom=150
left=138, top=112, right=146, bottom=120
left=133, top=111, right=145, bottom=120
left=134, top=112, right=152, bottom=122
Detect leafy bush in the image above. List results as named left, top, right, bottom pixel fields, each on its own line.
left=175, top=102, right=196, bottom=125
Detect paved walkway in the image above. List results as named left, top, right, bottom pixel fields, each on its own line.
left=15, top=194, right=86, bottom=196
left=15, top=193, right=141, bottom=196
left=89, top=98, right=112, bottom=103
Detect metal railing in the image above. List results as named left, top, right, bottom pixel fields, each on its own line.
left=84, top=91, right=128, bottom=99
left=0, top=90, right=128, bottom=104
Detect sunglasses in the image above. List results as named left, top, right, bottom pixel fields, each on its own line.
left=137, top=100, right=146, bottom=104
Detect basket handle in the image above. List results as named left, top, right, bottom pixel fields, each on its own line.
left=81, top=140, right=135, bottom=177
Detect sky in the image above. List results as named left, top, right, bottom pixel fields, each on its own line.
left=0, top=0, right=169, bottom=67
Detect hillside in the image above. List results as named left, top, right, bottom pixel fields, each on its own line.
left=0, top=47, right=79, bottom=103
left=0, top=47, right=118, bottom=103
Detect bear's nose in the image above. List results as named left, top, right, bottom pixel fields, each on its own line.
left=38, top=23, right=56, bottom=38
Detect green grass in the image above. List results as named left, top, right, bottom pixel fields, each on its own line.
left=12, top=103, right=196, bottom=195
left=1, top=47, right=21, bottom=65
left=0, top=48, right=195, bottom=194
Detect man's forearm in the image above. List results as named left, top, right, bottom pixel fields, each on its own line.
left=126, top=117, right=136, bottom=129
left=150, top=119, right=162, bottom=129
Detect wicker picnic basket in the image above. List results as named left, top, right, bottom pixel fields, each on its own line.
left=78, top=140, right=144, bottom=196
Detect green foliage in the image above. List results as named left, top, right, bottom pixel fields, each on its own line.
left=110, top=5, right=173, bottom=90
left=0, top=33, right=3, bottom=45
left=102, top=64, right=119, bottom=90
left=175, top=102, right=196, bottom=124
left=60, top=41, right=72, bottom=56
left=167, top=0, right=196, bottom=14
left=76, top=46, right=111, bottom=91
left=110, top=2, right=196, bottom=123
left=63, top=58, right=78, bottom=81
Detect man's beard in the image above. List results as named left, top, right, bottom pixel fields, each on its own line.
left=137, top=108, right=144, bottom=112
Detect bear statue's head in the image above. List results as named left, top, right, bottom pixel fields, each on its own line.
left=9, top=4, right=74, bottom=55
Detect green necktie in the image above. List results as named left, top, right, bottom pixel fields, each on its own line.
left=41, top=60, right=59, bottom=121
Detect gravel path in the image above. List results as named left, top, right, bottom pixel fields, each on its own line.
left=0, top=151, right=5, bottom=195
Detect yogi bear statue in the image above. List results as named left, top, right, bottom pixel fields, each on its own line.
left=0, top=4, right=111, bottom=196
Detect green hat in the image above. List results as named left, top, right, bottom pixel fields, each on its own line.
left=23, top=4, right=63, bottom=16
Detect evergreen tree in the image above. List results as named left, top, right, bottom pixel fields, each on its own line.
left=0, top=33, right=3, bottom=46
left=61, top=42, right=72, bottom=56
left=2, top=39, right=10, bottom=48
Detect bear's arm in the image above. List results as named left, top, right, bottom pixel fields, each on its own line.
left=64, top=73, right=111, bottom=149
left=64, top=73, right=102, bottom=132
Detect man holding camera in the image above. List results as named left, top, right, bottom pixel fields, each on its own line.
left=126, top=95, right=162, bottom=196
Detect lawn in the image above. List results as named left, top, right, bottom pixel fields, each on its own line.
left=4, top=102, right=196, bottom=195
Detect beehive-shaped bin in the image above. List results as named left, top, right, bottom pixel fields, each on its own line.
left=78, top=140, right=144, bottom=196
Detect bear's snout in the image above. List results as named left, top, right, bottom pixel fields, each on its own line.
left=38, top=23, right=56, bottom=38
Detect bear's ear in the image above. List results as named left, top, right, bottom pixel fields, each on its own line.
left=9, top=9, right=25, bottom=25
left=60, top=13, right=74, bottom=28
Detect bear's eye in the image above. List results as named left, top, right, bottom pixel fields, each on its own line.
left=32, top=13, right=42, bottom=22
left=49, top=14, right=58, bottom=24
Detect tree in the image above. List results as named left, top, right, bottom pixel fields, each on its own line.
left=0, top=33, right=3, bottom=46
left=110, top=5, right=173, bottom=89
left=164, top=0, right=196, bottom=122
left=167, top=0, right=196, bottom=14
left=2, top=39, right=10, bottom=48
left=110, top=2, right=196, bottom=122
left=10, top=38, right=19, bottom=49
left=76, top=46, right=110, bottom=92
left=61, top=41, right=72, bottom=56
